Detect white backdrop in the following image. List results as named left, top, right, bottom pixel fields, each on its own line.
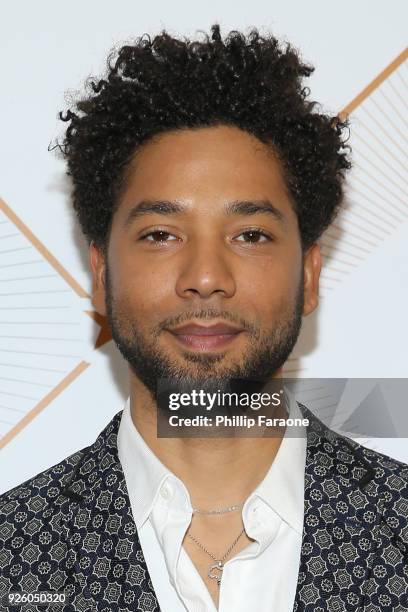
left=0, top=0, right=407, bottom=493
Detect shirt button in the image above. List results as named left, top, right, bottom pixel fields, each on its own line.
left=160, top=483, right=173, bottom=500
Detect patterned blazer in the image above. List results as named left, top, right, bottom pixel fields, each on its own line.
left=1, top=405, right=408, bottom=612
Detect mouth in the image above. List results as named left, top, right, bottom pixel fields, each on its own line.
left=166, top=322, right=245, bottom=351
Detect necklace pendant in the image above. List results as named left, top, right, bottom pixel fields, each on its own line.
left=208, top=561, right=224, bottom=586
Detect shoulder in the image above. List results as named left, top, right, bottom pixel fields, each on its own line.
left=348, top=438, right=408, bottom=514
left=339, top=432, right=408, bottom=491
left=301, top=400, right=408, bottom=508
left=0, top=411, right=123, bottom=519
left=326, top=427, right=408, bottom=544
left=0, top=447, right=93, bottom=597
left=0, top=446, right=87, bottom=527
left=301, top=401, right=408, bottom=487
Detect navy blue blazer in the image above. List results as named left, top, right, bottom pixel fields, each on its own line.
left=1, top=404, right=407, bottom=611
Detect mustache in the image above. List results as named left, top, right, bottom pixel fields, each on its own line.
left=156, top=308, right=260, bottom=338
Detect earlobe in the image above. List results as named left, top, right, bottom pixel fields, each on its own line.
left=89, top=241, right=107, bottom=316
left=302, top=243, right=321, bottom=317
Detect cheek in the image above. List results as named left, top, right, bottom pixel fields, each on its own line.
left=239, top=252, right=302, bottom=311
left=110, top=255, right=177, bottom=316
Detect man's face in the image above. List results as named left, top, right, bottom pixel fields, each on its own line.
left=91, top=125, right=321, bottom=395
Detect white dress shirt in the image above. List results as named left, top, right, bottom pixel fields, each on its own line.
left=117, top=391, right=307, bottom=612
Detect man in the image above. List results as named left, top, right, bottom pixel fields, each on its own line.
left=1, top=25, right=407, bottom=612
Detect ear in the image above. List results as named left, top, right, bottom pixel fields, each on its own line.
left=89, top=241, right=107, bottom=316
left=302, top=242, right=321, bottom=316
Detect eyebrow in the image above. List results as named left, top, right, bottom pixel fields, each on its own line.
left=124, top=200, right=185, bottom=227
left=225, top=200, right=285, bottom=224
left=123, top=198, right=286, bottom=227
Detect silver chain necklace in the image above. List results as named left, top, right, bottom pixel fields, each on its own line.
left=186, top=527, right=245, bottom=586
left=192, top=502, right=243, bottom=515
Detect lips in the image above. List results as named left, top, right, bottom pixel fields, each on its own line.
left=170, top=323, right=243, bottom=335
left=167, top=322, right=244, bottom=350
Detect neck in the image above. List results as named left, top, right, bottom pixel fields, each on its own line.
left=128, top=371, right=286, bottom=508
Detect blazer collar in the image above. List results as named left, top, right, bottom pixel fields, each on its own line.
left=59, top=411, right=161, bottom=611
left=59, top=406, right=381, bottom=611
left=294, top=403, right=380, bottom=611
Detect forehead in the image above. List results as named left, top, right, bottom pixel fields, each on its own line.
left=119, top=125, right=295, bottom=217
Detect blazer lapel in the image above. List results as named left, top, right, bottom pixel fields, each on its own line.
left=59, top=412, right=160, bottom=612
left=293, top=403, right=381, bottom=612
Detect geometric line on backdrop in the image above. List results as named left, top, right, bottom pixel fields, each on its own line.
left=339, top=48, right=408, bottom=119
left=0, top=198, right=89, bottom=298
left=0, top=360, right=89, bottom=450
left=318, top=47, right=408, bottom=296
left=285, top=47, right=408, bottom=376
left=0, top=198, right=92, bottom=447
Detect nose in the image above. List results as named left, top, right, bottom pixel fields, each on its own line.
left=175, top=240, right=236, bottom=300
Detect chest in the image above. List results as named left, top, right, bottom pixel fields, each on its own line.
left=182, top=530, right=256, bottom=608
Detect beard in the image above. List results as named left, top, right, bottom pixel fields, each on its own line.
left=105, top=265, right=304, bottom=401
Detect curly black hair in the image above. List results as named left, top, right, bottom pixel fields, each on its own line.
left=59, top=24, right=351, bottom=252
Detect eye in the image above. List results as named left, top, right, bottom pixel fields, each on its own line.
left=139, top=230, right=178, bottom=243
left=234, top=229, right=272, bottom=243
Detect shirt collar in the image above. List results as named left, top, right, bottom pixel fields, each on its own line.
left=117, top=397, right=180, bottom=528
left=118, top=387, right=306, bottom=534
left=247, top=388, right=306, bottom=536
